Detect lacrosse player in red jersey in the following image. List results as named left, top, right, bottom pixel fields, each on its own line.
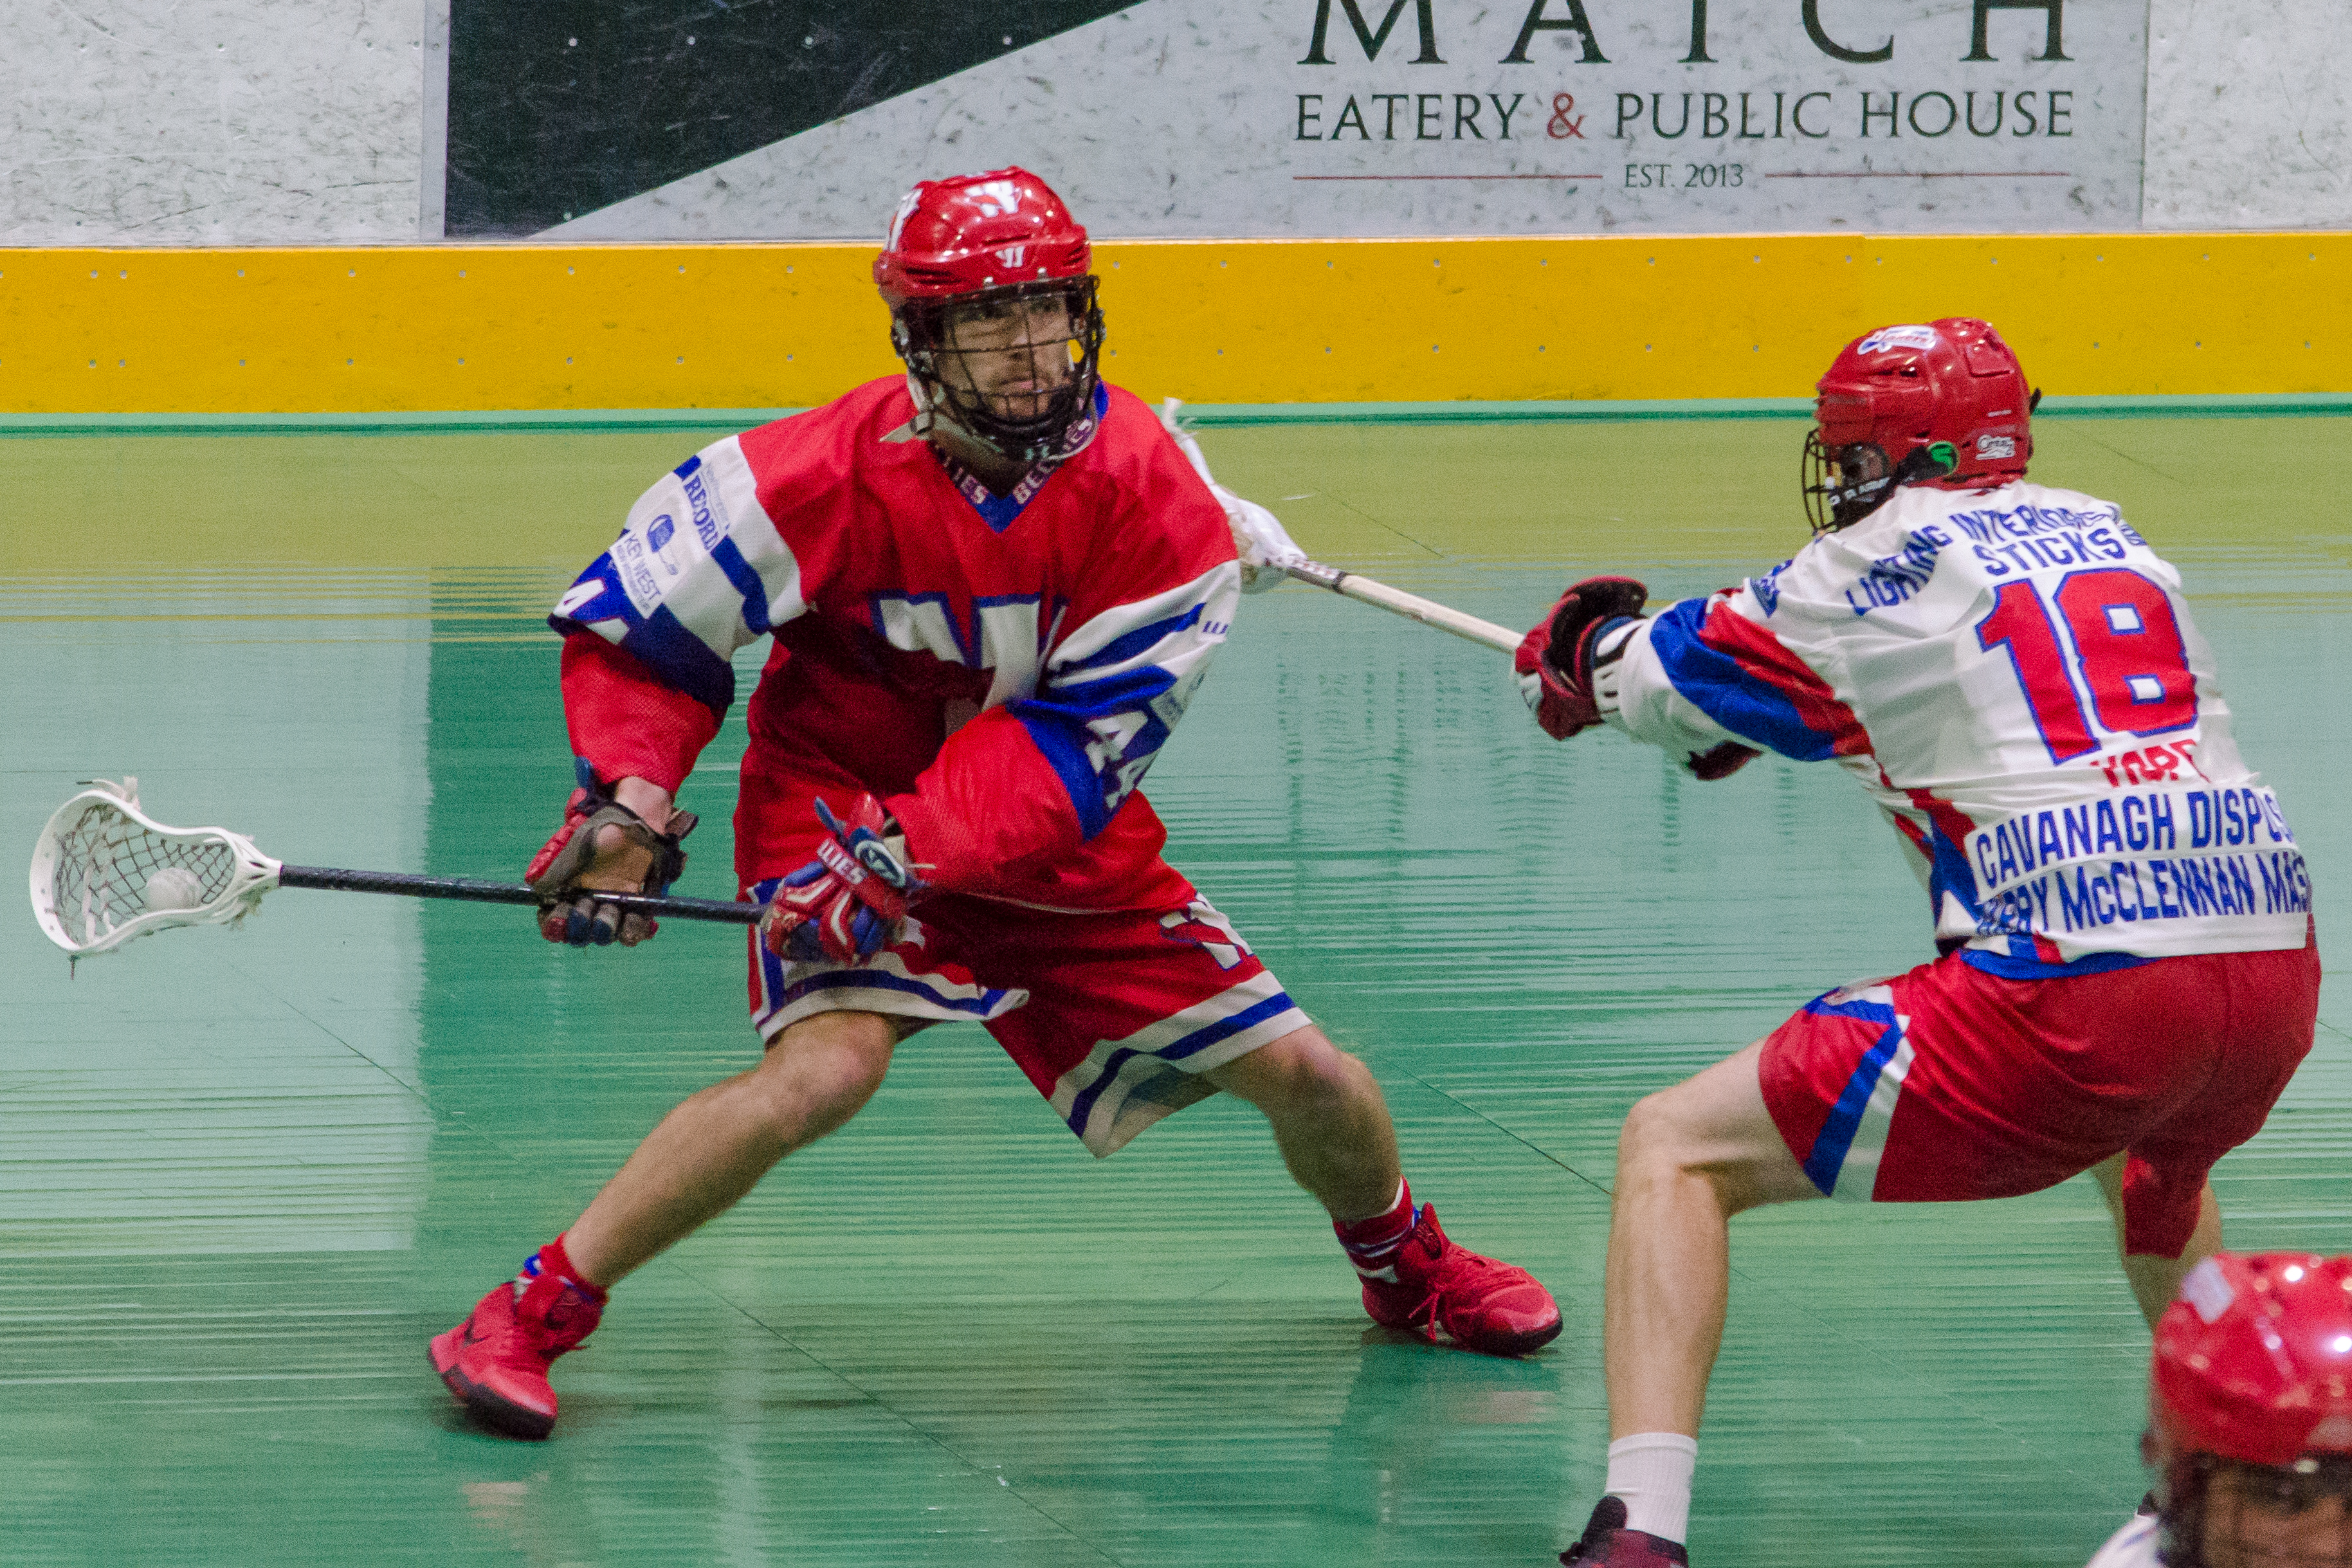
left=1523, top=320, right=2318, bottom=1565
left=428, top=167, right=1559, bottom=1441
left=2088, top=1252, right=2352, bottom=1568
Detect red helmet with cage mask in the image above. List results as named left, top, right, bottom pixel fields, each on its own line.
left=874, top=168, right=1106, bottom=465
left=1800, top=317, right=2037, bottom=533
left=2146, top=1252, right=2352, bottom=1568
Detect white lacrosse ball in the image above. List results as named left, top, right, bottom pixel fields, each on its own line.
left=141, top=866, right=208, bottom=911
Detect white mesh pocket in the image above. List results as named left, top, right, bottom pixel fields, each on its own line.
left=29, top=780, right=279, bottom=956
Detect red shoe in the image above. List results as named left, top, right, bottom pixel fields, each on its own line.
left=1360, top=1203, right=1563, bottom=1356
left=428, top=1269, right=603, bottom=1439
left=1560, top=1498, right=1690, bottom=1565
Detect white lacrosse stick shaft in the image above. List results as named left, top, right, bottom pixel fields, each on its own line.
left=1156, top=397, right=1520, bottom=657
left=1278, top=558, right=1521, bottom=655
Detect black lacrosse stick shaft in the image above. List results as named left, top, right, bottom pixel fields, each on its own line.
left=274, top=865, right=760, bottom=924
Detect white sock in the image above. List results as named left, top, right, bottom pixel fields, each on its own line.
left=1605, top=1432, right=1698, bottom=1544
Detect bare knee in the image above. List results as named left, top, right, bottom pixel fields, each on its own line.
left=1210, top=1028, right=1377, bottom=1120
left=1616, top=1086, right=1780, bottom=1217
left=1269, top=1036, right=1372, bottom=1109
left=1612, top=1041, right=1816, bottom=1216
left=1616, top=1089, right=1695, bottom=1183
left=748, top=1010, right=897, bottom=1144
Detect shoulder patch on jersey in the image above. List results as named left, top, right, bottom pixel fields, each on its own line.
left=677, top=454, right=731, bottom=551
left=1751, top=558, right=1796, bottom=616
left=611, top=530, right=664, bottom=613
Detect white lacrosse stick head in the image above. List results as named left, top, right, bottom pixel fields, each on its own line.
left=29, top=779, right=283, bottom=956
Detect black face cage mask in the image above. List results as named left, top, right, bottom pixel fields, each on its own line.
left=1800, top=430, right=1958, bottom=534
left=2162, top=1454, right=2352, bottom=1568
left=892, top=278, right=1106, bottom=465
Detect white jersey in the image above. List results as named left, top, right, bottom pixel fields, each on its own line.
left=2085, top=1511, right=2162, bottom=1567
left=1605, top=480, right=2311, bottom=976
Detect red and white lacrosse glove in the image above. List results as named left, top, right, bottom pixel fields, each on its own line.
left=759, top=795, right=928, bottom=965
left=1515, top=576, right=1651, bottom=740
left=527, top=775, right=696, bottom=947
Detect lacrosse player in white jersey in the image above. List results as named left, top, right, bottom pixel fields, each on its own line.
left=1513, top=318, right=2320, bottom=1565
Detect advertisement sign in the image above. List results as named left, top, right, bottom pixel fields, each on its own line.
left=442, top=0, right=2147, bottom=241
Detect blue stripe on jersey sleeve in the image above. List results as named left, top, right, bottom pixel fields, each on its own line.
left=1016, top=711, right=1115, bottom=839
left=1026, top=664, right=1177, bottom=717
left=616, top=605, right=737, bottom=715
left=1014, top=665, right=1183, bottom=839
left=1064, top=603, right=1205, bottom=673
left=1646, top=599, right=1836, bottom=763
left=709, top=538, right=772, bottom=636
left=548, top=553, right=741, bottom=718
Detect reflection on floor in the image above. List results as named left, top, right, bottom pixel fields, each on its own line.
left=3, top=417, right=2346, bottom=1566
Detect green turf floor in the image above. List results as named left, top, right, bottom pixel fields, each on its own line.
left=1, top=415, right=2346, bottom=1567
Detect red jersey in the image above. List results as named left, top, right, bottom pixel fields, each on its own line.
left=547, top=378, right=1242, bottom=911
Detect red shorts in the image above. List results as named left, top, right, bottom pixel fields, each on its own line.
left=1760, top=930, right=2320, bottom=1256
left=746, top=875, right=1308, bottom=1159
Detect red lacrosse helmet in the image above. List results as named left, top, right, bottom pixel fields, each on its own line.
left=875, top=167, right=1092, bottom=300
left=2155, top=1253, right=2352, bottom=1470
left=1800, top=317, right=2036, bottom=533
left=2147, top=1253, right=2352, bottom=1568
left=874, top=168, right=1106, bottom=464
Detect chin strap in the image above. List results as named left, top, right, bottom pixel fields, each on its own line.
left=895, top=369, right=945, bottom=444
left=900, top=368, right=1018, bottom=465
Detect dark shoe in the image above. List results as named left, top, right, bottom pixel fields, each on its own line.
left=1560, top=1497, right=1690, bottom=1565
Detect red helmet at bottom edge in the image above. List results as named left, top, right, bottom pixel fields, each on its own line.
left=1801, top=316, right=2037, bottom=533
left=2147, top=1252, right=2352, bottom=1568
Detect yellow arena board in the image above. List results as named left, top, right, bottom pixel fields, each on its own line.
left=1, top=232, right=2344, bottom=414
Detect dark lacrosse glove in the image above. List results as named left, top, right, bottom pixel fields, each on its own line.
left=527, top=776, right=697, bottom=947
left=1515, top=576, right=1650, bottom=740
